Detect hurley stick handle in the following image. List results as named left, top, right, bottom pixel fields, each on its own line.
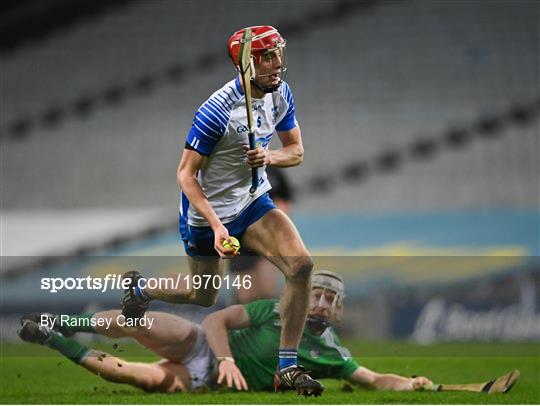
left=248, top=131, right=258, bottom=195
left=238, top=28, right=259, bottom=196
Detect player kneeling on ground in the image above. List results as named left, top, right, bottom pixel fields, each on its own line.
left=18, top=270, right=518, bottom=395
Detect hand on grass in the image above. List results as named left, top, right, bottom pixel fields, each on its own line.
left=217, top=359, right=248, bottom=391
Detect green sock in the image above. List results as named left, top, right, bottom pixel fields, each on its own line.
left=60, top=312, right=96, bottom=335
left=48, top=333, right=90, bottom=364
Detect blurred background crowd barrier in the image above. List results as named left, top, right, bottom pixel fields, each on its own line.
left=1, top=0, right=538, bottom=343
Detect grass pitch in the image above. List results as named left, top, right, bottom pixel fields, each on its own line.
left=1, top=340, right=538, bottom=404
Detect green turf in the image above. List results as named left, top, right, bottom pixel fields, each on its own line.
left=1, top=341, right=538, bottom=404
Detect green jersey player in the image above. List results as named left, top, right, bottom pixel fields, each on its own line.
left=219, top=297, right=358, bottom=390
left=18, top=271, right=432, bottom=393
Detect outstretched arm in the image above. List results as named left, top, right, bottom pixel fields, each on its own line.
left=348, top=366, right=432, bottom=391
left=202, top=305, right=251, bottom=390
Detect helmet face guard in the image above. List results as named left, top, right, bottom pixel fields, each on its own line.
left=228, top=26, right=287, bottom=93
left=251, top=46, right=287, bottom=93
left=307, top=270, right=346, bottom=330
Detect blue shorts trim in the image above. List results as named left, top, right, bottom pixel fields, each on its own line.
left=179, top=193, right=276, bottom=259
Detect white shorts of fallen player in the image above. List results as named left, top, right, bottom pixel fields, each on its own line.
left=181, top=325, right=215, bottom=390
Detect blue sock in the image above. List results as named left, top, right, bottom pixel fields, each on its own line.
left=279, top=348, right=297, bottom=370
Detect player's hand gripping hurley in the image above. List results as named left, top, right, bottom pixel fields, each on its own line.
left=238, top=28, right=259, bottom=196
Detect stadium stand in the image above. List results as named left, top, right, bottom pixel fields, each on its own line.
left=0, top=0, right=136, bottom=54
left=1, top=1, right=538, bottom=340
left=2, top=0, right=537, bottom=212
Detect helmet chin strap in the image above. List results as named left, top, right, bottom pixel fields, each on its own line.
left=251, top=77, right=281, bottom=94
left=306, top=314, right=330, bottom=333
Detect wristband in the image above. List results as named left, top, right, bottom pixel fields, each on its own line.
left=216, top=356, right=235, bottom=364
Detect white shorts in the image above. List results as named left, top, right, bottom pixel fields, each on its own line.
left=182, top=325, right=216, bottom=390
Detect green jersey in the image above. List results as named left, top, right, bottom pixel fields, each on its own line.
left=228, top=299, right=359, bottom=391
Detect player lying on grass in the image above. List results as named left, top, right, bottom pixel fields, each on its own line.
left=19, top=270, right=432, bottom=393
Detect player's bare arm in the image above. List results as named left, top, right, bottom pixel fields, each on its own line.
left=177, top=149, right=236, bottom=258
left=348, top=366, right=432, bottom=391
left=245, top=126, right=304, bottom=168
left=202, top=305, right=251, bottom=390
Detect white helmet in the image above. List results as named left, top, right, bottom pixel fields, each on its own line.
left=309, top=270, right=346, bottom=329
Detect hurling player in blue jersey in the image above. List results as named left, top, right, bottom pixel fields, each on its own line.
left=122, top=26, right=322, bottom=396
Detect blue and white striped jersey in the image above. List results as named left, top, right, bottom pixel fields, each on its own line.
left=181, top=77, right=297, bottom=227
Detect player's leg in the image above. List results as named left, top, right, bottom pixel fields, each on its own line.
left=144, top=258, right=223, bottom=307
left=230, top=255, right=281, bottom=304
left=26, top=310, right=199, bottom=363
left=94, top=310, right=198, bottom=362
left=243, top=209, right=312, bottom=350
left=76, top=311, right=212, bottom=393
left=81, top=350, right=189, bottom=392
left=17, top=319, right=188, bottom=392
left=122, top=258, right=222, bottom=319
left=242, top=209, right=322, bottom=396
